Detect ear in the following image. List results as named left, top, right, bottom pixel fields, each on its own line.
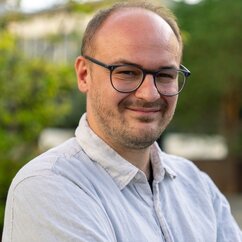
left=75, top=56, right=90, bottom=93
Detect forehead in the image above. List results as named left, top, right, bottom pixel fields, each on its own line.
left=93, top=8, right=181, bottom=61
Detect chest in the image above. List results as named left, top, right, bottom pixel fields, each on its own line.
left=94, top=180, right=216, bottom=242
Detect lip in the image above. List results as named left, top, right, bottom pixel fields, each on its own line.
left=126, top=107, right=161, bottom=113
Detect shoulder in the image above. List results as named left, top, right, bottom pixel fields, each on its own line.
left=3, top=137, right=118, bottom=242
left=3, top=151, right=115, bottom=242
left=161, top=152, right=219, bottom=196
left=11, top=138, right=81, bottom=184
left=7, top=136, right=113, bottom=203
left=162, top=152, right=203, bottom=177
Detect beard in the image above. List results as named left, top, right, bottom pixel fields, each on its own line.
left=87, top=85, right=176, bottom=150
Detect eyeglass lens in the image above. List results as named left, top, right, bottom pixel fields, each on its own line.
left=111, top=65, right=185, bottom=96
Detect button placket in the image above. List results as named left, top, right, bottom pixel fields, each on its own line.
left=153, top=182, right=174, bottom=242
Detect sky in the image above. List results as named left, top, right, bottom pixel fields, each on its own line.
left=20, top=0, right=67, bottom=12
left=20, top=0, right=201, bottom=12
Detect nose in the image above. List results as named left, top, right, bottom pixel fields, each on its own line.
left=134, top=74, right=160, bottom=102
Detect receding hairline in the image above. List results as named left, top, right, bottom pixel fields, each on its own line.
left=81, top=2, right=183, bottom=56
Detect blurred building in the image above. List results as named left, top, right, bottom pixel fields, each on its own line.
left=6, top=5, right=91, bottom=63
left=3, top=0, right=174, bottom=62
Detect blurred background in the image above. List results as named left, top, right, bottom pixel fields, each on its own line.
left=0, top=0, right=241, bottom=238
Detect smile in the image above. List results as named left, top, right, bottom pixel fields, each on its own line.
left=127, top=107, right=161, bottom=113
left=128, top=108, right=161, bottom=113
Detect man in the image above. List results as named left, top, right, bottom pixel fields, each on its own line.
left=3, top=1, right=242, bottom=242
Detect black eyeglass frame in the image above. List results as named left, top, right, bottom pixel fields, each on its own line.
left=84, top=55, right=191, bottom=96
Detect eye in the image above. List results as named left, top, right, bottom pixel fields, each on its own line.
left=117, top=70, right=137, bottom=76
left=156, top=70, right=177, bottom=81
left=113, top=66, right=142, bottom=80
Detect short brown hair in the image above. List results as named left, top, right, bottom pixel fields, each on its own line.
left=81, top=1, right=182, bottom=55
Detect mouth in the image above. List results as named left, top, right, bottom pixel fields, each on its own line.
left=126, top=107, right=161, bottom=113
left=121, top=99, right=168, bottom=119
left=125, top=105, right=165, bottom=123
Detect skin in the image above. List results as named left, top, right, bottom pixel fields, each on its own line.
left=75, top=8, right=181, bottom=179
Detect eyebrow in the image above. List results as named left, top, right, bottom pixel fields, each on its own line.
left=110, top=58, right=178, bottom=70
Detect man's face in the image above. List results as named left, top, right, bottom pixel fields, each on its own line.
left=78, top=9, right=181, bottom=151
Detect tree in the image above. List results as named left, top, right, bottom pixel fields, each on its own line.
left=172, top=0, right=242, bottom=157
left=0, top=30, right=78, bottom=237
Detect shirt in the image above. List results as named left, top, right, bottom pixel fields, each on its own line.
left=3, top=113, right=242, bottom=242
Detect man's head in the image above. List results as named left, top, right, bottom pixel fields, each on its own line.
left=81, top=1, right=183, bottom=57
left=75, top=1, right=185, bottom=152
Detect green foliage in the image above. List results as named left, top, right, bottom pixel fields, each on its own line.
left=0, top=31, right=81, bottom=235
left=68, top=0, right=118, bottom=13
left=171, top=0, right=242, bottom=141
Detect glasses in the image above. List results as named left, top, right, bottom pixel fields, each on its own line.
left=84, top=55, right=191, bottom=97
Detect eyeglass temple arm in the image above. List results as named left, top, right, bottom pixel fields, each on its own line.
left=180, top=64, right=191, bottom=77
left=84, top=55, right=111, bottom=69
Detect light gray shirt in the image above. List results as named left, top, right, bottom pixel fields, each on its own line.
left=3, top=114, right=242, bottom=242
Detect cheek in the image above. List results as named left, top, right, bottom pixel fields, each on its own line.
left=166, top=96, right=178, bottom=113
left=171, top=96, right=178, bottom=106
left=88, top=78, right=124, bottom=109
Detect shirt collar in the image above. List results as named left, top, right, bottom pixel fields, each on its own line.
left=75, top=113, right=176, bottom=190
left=150, top=143, right=177, bottom=181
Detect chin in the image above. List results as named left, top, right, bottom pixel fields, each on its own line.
left=127, top=130, right=161, bottom=147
